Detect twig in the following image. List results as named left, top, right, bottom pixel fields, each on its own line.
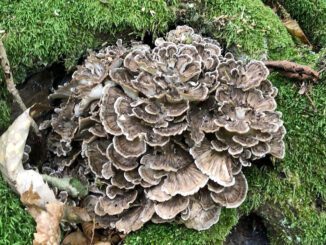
left=0, top=37, right=40, bottom=135
left=305, top=89, right=317, bottom=113
left=264, top=60, right=319, bottom=82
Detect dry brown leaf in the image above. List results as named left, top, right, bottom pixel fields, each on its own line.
left=21, top=185, right=41, bottom=206
left=63, top=206, right=92, bottom=223
left=283, top=18, right=311, bottom=46
left=62, top=230, right=88, bottom=245
left=81, top=222, right=96, bottom=242
left=33, top=202, right=64, bottom=245
left=0, top=109, right=56, bottom=207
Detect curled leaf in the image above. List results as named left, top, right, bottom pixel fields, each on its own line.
left=32, top=202, right=64, bottom=245
left=62, top=230, right=88, bottom=245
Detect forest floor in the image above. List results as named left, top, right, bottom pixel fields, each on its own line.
left=0, top=0, right=325, bottom=244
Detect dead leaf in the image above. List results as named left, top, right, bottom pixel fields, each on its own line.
left=21, top=185, right=41, bottom=206
left=33, top=202, right=64, bottom=245
left=62, top=230, right=88, bottom=245
left=283, top=18, right=311, bottom=46
left=63, top=206, right=92, bottom=223
left=0, top=109, right=56, bottom=207
left=298, top=82, right=307, bottom=95
left=82, top=222, right=97, bottom=243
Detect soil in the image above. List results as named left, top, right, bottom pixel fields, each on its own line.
left=225, top=213, right=269, bottom=245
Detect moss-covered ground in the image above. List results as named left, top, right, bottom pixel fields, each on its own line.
left=0, top=0, right=325, bottom=244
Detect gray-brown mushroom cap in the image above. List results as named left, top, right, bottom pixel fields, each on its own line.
left=115, top=199, right=155, bottom=234
left=140, top=144, right=192, bottom=172
left=113, top=135, right=147, bottom=158
left=145, top=181, right=172, bottom=202
left=190, top=140, right=234, bottom=187
left=98, top=189, right=138, bottom=215
left=100, top=85, right=125, bottom=135
left=182, top=199, right=221, bottom=231
left=154, top=196, right=189, bottom=220
left=211, top=172, right=248, bottom=208
left=106, top=143, right=139, bottom=171
left=162, top=163, right=209, bottom=196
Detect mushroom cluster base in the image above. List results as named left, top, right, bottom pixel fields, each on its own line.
left=38, top=26, right=285, bottom=234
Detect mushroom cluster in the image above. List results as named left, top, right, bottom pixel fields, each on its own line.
left=41, top=26, right=285, bottom=233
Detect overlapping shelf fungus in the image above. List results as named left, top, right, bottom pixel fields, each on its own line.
left=39, top=26, right=285, bottom=233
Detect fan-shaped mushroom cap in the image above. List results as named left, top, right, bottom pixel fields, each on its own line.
left=211, top=139, right=228, bottom=152
left=207, top=181, right=224, bottom=194
left=196, top=189, right=216, bottom=210
left=106, top=185, right=124, bottom=199
left=211, top=172, right=248, bottom=208
left=154, top=195, right=189, bottom=219
left=111, top=171, right=135, bottom=190
left=85, top=140, right=109, bottom=177
left=144, top=131, right=170, bottom=147
left=247, top=89, right=276, bottom=113
left=153, top=122, right=188, bottom=137
left=162, top=100, right=189, bottom=117
left=138, top=165, right=167, bottom=186
left=100, top=85, right=124, bottom=135
left=251, top=142, right=271, bottom=158
left=88, top=125, right=106, bottom=139
left=183, top=206, right=221, bottom=231
left=98, top=189, right=138, bottom=215
left=51, top=98, right=78, bottom=143
left=101, top=162, right=114, bottom=179
left=239, top=61, right=269, bottom=91
left=75, top=84, right=104, bottom=116
left=162, top=163, right=209, bottom=196
left=151, top=214, right=174, bottom=224
left=94, top=201, right=107, bottom=216
left=269, top=140, right=285, bottom=159
left=114, top=96, right=133, bottom=116
left=131, top=71, right=162, bottom=98
left=182, top=199, right=221, bottom=230
left=117, top=115, right=148, bottom=140
left=106, top=144, right=138, bottom=171
left=232, top=135, right=259, bottom=148
left=145, top=181, right=172, bottom=202
left=140, top=144, right=192, bottom=172
left=113, top=135, right=146, bottom=158
left=110, top=68, right=139, bottom=98
left=190, top=140, right=234, bottom=187
left=115, top=199, right=155, bottom=234
left=124, top=169, right=142, bottom=185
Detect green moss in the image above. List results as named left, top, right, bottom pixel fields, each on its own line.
left=243, top=73, right=326, bottom=244
left=0, top=0, right=178, bottom=82
left=203, top=0, right=295, bottom=59
left=273, top=0, right=326, bottom=48
left=125, top=209, right=239, bottom=245
left=0, top=84, right=10, bottom=131
left=0, top=176, right=34, bottom=245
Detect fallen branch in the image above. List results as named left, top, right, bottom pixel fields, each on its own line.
left=0, top=37, right=40, bottom=135
left=264, top=60, right=319, bottom=82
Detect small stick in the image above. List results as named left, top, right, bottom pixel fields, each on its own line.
left=0, top=37, right=40, bottom=135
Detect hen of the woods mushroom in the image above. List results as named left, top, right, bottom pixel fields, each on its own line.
left=40, top=26, right=285, bottom=233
